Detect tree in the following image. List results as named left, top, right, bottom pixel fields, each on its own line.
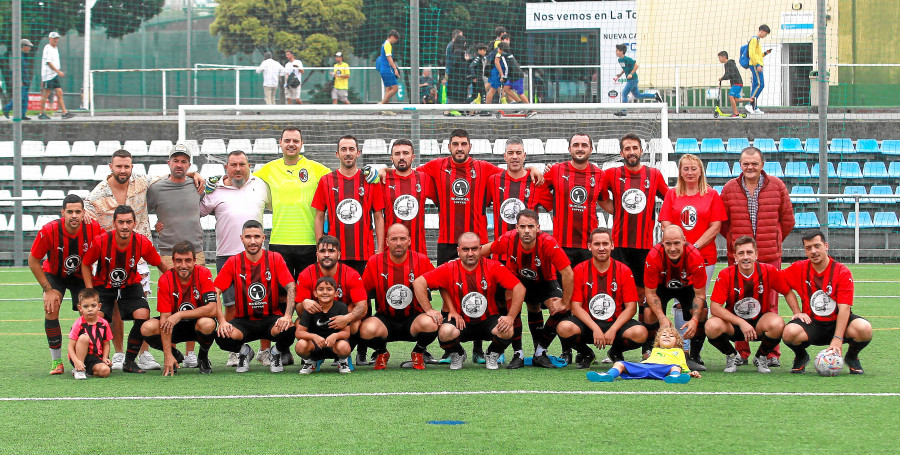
left=210, top=0, right=366, bottom=66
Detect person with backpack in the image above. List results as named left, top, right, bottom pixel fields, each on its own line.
left=740, top=24, right=771, bottom=115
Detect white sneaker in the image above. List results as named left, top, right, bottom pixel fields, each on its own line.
left=137, top=351, right=161, bottom=370
left=745, top=104, right=755, bottom=115
left=257, top=348, right=272, bottom=366
left=724, top=353, right=739, bottom=373
left=755, top=355, right=771, bottom=374
left=183, top=352, right=199, bottom=368
left=299, top=359, right=316, bottom=374
left=73, top=370, right=87, bottom=380
left=485, top=352, right=501, bottom=370
left=236, top=345, right=255, bottom=373
left=226, top=352, right=240, bottom=367
left=449, top=351, right=466, bottom=370
left=269, top=349, right=284, bottom=373
left=601, top=356, right=613, bottom=364
left=337, top=358, right=352, bottom=374
left=111, top=352, right=125, bottom=371
left=754, top=108, right=765, bottom=115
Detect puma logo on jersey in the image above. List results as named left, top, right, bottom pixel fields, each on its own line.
left=455, top=282, right=464, bottom=289
left=381, top=273, right=389, bottom=279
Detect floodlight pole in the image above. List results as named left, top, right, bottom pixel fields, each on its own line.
left=816, top=0, right=829, bottom=237
left=186, top=0, right=193, bottom=105
left=12, top=0, right=23, bottom=266
left=409, top=0, right=421, bottom=164
left=81, top=0, right=98, bottom=110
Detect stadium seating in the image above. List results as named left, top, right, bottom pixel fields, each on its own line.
left=22, top=141, right=44, bottom=157
left=545, top=138, right=569, bottom=155
left=863, top=162, right=889, bottom=179
left=148, top=164, right=170, bottom=178
left=829, top=138, right=855, bottom=154
left=784, top=162, right=810, bottom=178
left=726, top=138, right=749, bottom=153
left=700, top=138, right=725, bottom=154
left=93, top=165, right=108, bottom=181
left=674, top=138, right=699, bottom=154
left=873, top=212, right=899, bottom=228
left=762, top=162, right=784, bottom=178
left=42, top=165, right=69, bottom=181
left=794, top=212, right=820, bottom=229
left=44, top=141, right=71, bottom=157
left=778, top=138, right=803, bottom=153
left=804, top=138, right=820, bottom=154
left=0, top=166, right=13, bottom=181
left=69, top=165, right=95, bottom=180
left=890, top=162, right=900, bottom=178
left=149, top=140, right=174, bottom=157
left=5, top=214, right=36, bottom=231
left=253, top=138, right=278, bottom=155
left=227, top=139, right=253, bottom=155
left=0, top=190, right=10, bottom=206
left=97, top=141, right=122, bottom=156
left=828, top=211, right=847, bottom=228
left=753, top=138, right=777, bottom=154
left=882, top=140, right=900, bottom=155
left=71, top=141, right=97, bottom=157
left=810, top=162, right=837, bottom=178
left=836, top=162, right=863, bottom=179
left=596, top=139, right=619, bottom=155
left=524, top=138, right=545, bottom=155
left=706, top=162, right=731, bottom=178
left=839, top=186, right=867, bottom=204
left=790, top=186, right=818, bottom=204
left=362, top=139, right=387, bottom=155
left=660, top=161, right=678, bottom=182
left=201, top=163, right=226, bottom=177
left=23, top=165, right=42, bottom=180
left=731, top=162, right=741, bottom=177
left=470, top=139, right=492, bottom=155
left=21, top=190, right=39, bottom=206
left=846, top=211, right=874, bottom=229
left=419, top=139, right=440, bottom=156
left=123, top=140, right=149, bottom=156
left=869, top=185, right=895, bottom=204
left=201, top=139, right=227, bottom=156
left=40, top=190, right=65, bottom=207
left=856, top=139, right=880, bottom=154
left=0, top=142, right=11, bottom=158
left=713, top=185, right=724, bottom=193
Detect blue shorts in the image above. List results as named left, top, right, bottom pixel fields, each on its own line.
left=728, top=85, right=744, bottom=98
left=620, top=361, right=680, bottom=380
left=380, top=70, right=398, bottom=88
left=504, top=79, right=524, bottom=94
left=488, top=74, right=502, bottom=90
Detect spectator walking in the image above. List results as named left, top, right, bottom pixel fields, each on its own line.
left=256, top=52, right=283, bottom=105
left=283, top=50, right=305, bottom=105
left=332, top=52, right=351, bottom=104
left=39, top=32, right=74, bottom=119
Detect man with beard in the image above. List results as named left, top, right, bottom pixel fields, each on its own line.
left=380, top=139, right=430, bottom=257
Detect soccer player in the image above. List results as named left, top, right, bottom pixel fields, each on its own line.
left=313, top=135, right=385, bottom=275
left=486, top=137, right=546, bottom=242
left=482, top=209, right=572, bottom=369
left=781, top=231, right=873, bottom=374
left=295, top=277, right=352, bottom=374
left=294, top=235, right=369, bottom=365
left=380, top=139, right=430, bottom=256
left=213, top=220, right=297, bottom=373
left=413, top=232, right=526, bottom=370
left=361, top=224, right=441, bottom=370
left=705, top=236, right=796, bottom=374
left=376, top=30, right=401, bottom=105
left=67, top=289, right=113, bottom=379
left=80, top=205, right=168, bottom=374
left=599, top=134, right=669, bottom=307
left=557, top=227, right=648, bottom=369
left=141, top=241, right=218, bottom=375
left=540, top=132, right=605, bottom=266
left=643, top=225, right=708, bottom=371
left=28, top=194, right=103, bottom=374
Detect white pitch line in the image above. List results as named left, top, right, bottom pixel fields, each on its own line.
left=1, top=390, right=898, bottom=402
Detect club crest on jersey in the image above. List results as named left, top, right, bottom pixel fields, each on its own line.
left=386, top=284, right=413, bottom=310
left=470, top=169, right=477, bottom=179
left=525, top=187, right=531, bottom=198
left=452, top=179, right=470, bottom=197
left=610, top=280, right=618, bottom=292
left=757, top=284, right=765, bottom=295
left=336, top=199, right=363, bottom=224
left=734, top=297, right=761, bottom=319
left=358, top=186, right=366, bottom=197
left=570, top=186, right=588, bottom=205
left=393, top=194, right=419, bottom=221
left=481, top=278, right=488, bottom=290
left=265, top=271, right=272, bottom=281
left=644, top=178, right=651, bottom=189
left=589, top=293, right=616, bottom=320
left=193, top=289, right=200, bottom=300
left=336, top=286, right=344, bottom=299
left=64, top=255, right=81, bottom=275
left=590, top=176, right=596, bottom=187
left=520, top=268, right=537, bottom=280
left=680, top=205, right=698, bottom=231
left=408, top=272, right=416, bottom=283
left=461, top=292, right=488, bottom=318
left=82, top=242, right=89, bottom=252
left=415, top=182, right=422, bottom=193
left=534, top=257, right=541, bottom=267
left=499, top=198, right=526, bottom=224
left=622, top=188, right=647, bottom=214
left=810, top=290, right=836, bottom=317
left=247, top=282, right=267, bottom=302
left=298, top=169, right=309, bottom=182
left=179, top=301, right=194, bottom=312
left=129, top=258, right=135, bottom=268
left=109, top=268, right=128, bottom=287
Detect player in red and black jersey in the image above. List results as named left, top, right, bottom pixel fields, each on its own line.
left=361, top=224, right=441, bottom=370
left=781, top=231, right=872, bottom=374
left=539, top=132, right=605, bottom=266
left=414, top=232, right=525, bottom=370
left=141, top=241, right=218, bottom=375
left=313, top=135, right=385, bottom=276
left=213, top=219, right=297, bottom=373
left=483, top=209, right=572, bottom=368
left=381, top=139, right=430, bottom=257
left=599, top=134, right=669, bottom=301
left=557, top=227, right=648, bottom=369
left=643, top=225, right=708, bottom=371
left=486, top=137, right=547, bottom=242
left=28, top=194, right=103, bottom=374
left=80, top=205, right=167, bottom=374
left=706, top=236, right=797, bottom=374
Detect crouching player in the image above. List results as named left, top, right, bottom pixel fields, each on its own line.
left=361, top=224, right=440, bottom=370
left=587, top=326, right=700, bottom=383
left=67, top=289, right=113, bottom=379
left=296, top=276, right=352, bottom=374
left=706, top=236, right=795, bottom=374
left=142, top=241, right=218, bottom=375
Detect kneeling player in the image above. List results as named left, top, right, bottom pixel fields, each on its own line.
left=295, top=277, right=352, bottom=374
left=361, top=224, right=440, bottom=370
left=706, top=236, right=796, bottom=374
left=557, top=228, right=647, bottom=369
left=414, top=232, right=525, bottom=370
left=142, top=241, right=218, bottom=375
left=67, top=289, right=113, bottom=379
left=781, top=231, right=873, bottom=374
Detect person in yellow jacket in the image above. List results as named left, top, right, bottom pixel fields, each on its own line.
left=332, top=52, right=351, bottom=105
left=747, top=24, right=771, bottom=115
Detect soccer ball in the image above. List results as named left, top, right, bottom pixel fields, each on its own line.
left=814, top=349, right=843, bottom=377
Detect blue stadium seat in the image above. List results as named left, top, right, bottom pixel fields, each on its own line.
left=869, top=185, right=895, bottom=204
left=713, top=185, right=724, bottom=193
left=726, top=138, right=750, bottom=153
left=828, top=212, right=847, bottom=228
left=486, top=216, right=494, bottom=232
left=890, top=162, right=900, bottom=178
left=863, top=162, right=889, bottom=179
left=810, top=162, right=837, bottom=178
left=675, top=138, right=699, bottom=154
left=804, top=138, right=820, bottom=154
left=784, top=162, right=810, bottom=178
left=829, top=138, right=856, bottom=154
left=731, top=162, right=742, bottom=177
left=700, top=138, right=725, bottom=154
left=753, top=138, right=777, bottom=154
left=706, top=161, right=731, bottom=178
left=882, top=140, right=900, bottom=155
left=762, top=162, right=784, bottom=178
left=873, top=212, right=899, bottom=228
left=839, top=186, right=867, bottom=204
left=846, top=212, right=874, bottom=229
left=794, top=212, right=820, bottom=229
left=856, top=139, right=879, bottom=153
left=836, top=162, right=863, bottom=179
left=778, top=138, right=804, bottom=153
left=790, top=186, right=818, bottom=204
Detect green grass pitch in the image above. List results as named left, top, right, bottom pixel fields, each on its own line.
left=0, top=265, right=897, bottom=454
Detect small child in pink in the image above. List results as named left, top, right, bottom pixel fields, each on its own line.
left=67, top=289, right=113, bottom=379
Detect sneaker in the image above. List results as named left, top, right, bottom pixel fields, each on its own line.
left=686, top=356, right=707, bottom=372
left=38, top=113, right=51, bottom=120
left=61, top=112, right=75, bottom=119
left=532, top=353, right=556, bottom=369
left=22, top=115, right=31, bottom=120
left=600, top=356, right=612, bottom=364
left=122, top=360, right=146, bottom=374
left=586, top=371, right=614, bottom=382
left=50, top=360, right=64, bottom=375
left=270, top=349, right=284, bottom=373
left=755, top=355, right=771, bottom=374
left=560, top=349, right=573, bottom=365
left=613, top=111, right=626, bottom=117
left=736, top=356, right=749, bottom=366
left=423, top=350, right=440, bottom=365
left=111, top=352, right=125, bottom=370
left=449, top=351, right=466, bottom=370
left=355, top=351, right=372, bottom=366
left=373, top=352, right=390, bottom=370
left=576, top=350, right=596, bottom=370
left=1, top=110, right=8, bottom=119
left=257, top=348, right=272, bottom=366
left=729, top=114, right=742, bottom=118
left=768, top=357, right=781, bottom=367
left=198, top=358, right=212, bottom=375
left=845, top=356, right=864, bottom=375
left=137, top=351, right=161, bottom=370
left=73, top=370, right=87, bottom=380
left=654, top=93, right=663, bottom=103
left=171, top=348, right=184, bottom=365
left=506, top=352, right=525, bottom=370
left=337, top=358, right=352, bottom=374
left=299, top=359, right=316, bottom=374
left=226, top=352, right=240, bottom=367
left=410, top=352, right=426, bottom=370
left=745, top=104, right=755, bottom=115
left=281, top=351, right=295, bottom=366
left=236, top=345, right=255, bottom=373
left=723, top=353, right=739, bottom=373
left=472, top=350, right=485, bottom=365
left=183, top=352, right=199, bottom=368
left=485, top=352, right=501, bottom=370
left=791, top=351, right=810, bottom=374
left=664, top=373, right=691, bottom=384
left=754, top=108, right=765, bottom=115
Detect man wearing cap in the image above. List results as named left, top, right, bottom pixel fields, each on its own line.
left=332, top=52, right=351, bottom=105
left=256, top=52, right=283, bottom=105
left=39, top=32, right=74, bottom=120
left=2, top=39, right=34, bottom=120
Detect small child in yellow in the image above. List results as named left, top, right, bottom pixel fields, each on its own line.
left=587, top=326, right=702, bottom=384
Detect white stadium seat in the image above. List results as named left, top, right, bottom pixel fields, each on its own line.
left=44, top=141, right=71, bottom=157
left=94, top=165, right=109, bottom=181
left=263, top=214, right=273, bottom=229
left=419, top=140, right=440, bottom=156
left=35, top=215, right=58, bottom=229
left=123, top=140, right=149, bottom=156
left=69, top=165, right=95, bottom=181
left=0, top=166, right=13, bottom=180
left=524, top=139, right=545, bottom=155
left=253, top=138, right=279, bottom=155
left=21, top=189, right=40, bottom=206
left=596, top=139, right=619, bottom=155
left=470, top=139, right=492, bottom=155
left=23, top=165, right=43, bottom=180
left=0, top=214, right=6, bottom=231
left=39, top=190, right=66, bottom=206
left=362, top=139, right=387, bottom=155
left=201, top=215, right=217, bottom=231
left=201, top=163, right=226, bottom=177
left=545, top=138, right=568, bottom=155
left=227, top=139, right=253, bottom=154
left=441, top=140, right=450, bottom=155
left=96, top=141, right=122, bottom=156
left=252, top=163, right=264, bottom=173
left=149, top=140, right=174, bottom=157
left=601, top=161, right=619, bottom=170
left=131, top=163, right=147, bottom=176
left=0, top=141, right=11, bottom=158
left=148, top=164, right=170, bottom=178
left=201, top=139, right=227, bottom=155
left=69, top=190, right=90, bottom=199
left=22, top=140, right=44, bottom=157
left=7, top=214, right=36, bottom=231
left=0, top=190, right=11, bottom=206
left=492, top=139, right=508, bottom=155
left=42, top=165, right=69, bottom=180
left=539, top=212, right=553, bottom=231
left=424, top=214, right=439, bottom=229
left=71, top=141, right=97, bottom=157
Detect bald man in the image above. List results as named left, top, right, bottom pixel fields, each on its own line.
left=642, top=225, right=709, bottom=371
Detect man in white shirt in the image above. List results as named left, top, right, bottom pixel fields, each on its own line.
left=256, top=52, right=283, bottom=105
left=39, top=32, right=74, bottom=120
left=282, top=50, right=305, bottom=105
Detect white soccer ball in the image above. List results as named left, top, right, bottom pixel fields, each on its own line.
left=814, top=349, right=843, bottom=377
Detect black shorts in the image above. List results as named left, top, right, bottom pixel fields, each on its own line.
left=565, top=315, right=641, bottom=340
left=98, top=284, right=148, bottom=321
left=216, top=255, right=236, bottom=307
left=375, top=313, right=420, bottom=342
left=153, top=317, right=210, bottom=343
left=649, top=286, right=698, bottom=321
left=309, top=346, right=339, bottom=361
left=437, top=243, right=458, bottom=266
left=269, top=244, right=317, bottom=278
left=228, top=315, right=282, bottom=344
left=69, top=354, right=103, bottom=375
left=341, top=260, right=367, bottom=277
left=523, top=280, right=563, bottom=308
left=45, top=272, right=86, bottom=311
left=445, top=314, right=501, bottom=342
left=562, top=247, right=592, bottom=268
left=611, top=247, right=649, bottom=288
left=42, top=77, right=61, bottom=90
left=786, top=313, right=865, bottom=346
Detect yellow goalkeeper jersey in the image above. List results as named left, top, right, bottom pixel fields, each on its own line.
left=254, top=156, right=330, bottom=245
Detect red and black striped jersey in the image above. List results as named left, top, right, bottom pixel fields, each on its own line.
left=156, top=265, right=217, bottom=315
left=572, top=259, right=638, bottom=323
left=422, top=258, right=521, bottom=323
left=419, top=157, right=502, bottom=244
left=83, top=231, right=161, bottom=289
left=295, top=262, right=367, bottom=306
left=381, top=170, right=430, bottom=257
left=68, top=317, right=113, bottom=357
left=782, top=258, right=854, bottom=322
left=362, top=251, right=435, bottom=318
left=490, top=230, right=570, bottom=282
left=30, top=218, right=103, bottom=278
left=601, top=165, right=669, bottom=249
left=486, top=171, right=546, bottom=240
left=311, top=170, right=385, bottom=261
left=213, top=250, right=294, bottom=320
left=540, top=162, right=604, bottom=249
left=711, top=263, right=789, bottom=322
left=644, top=242, right=707, bottom=290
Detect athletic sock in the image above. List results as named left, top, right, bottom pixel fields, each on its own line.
left=689, top=321, right=706, bottom=359
left=368, top=337, right=388, bottom=354
left=270, top=345, right=280, bottom=357
left=606, top=367, right=621, bottom=379
left=487, top=335, right=511, bottom=355
left=440, top=336, right=464, bottom=355
left=618, top=338, right=641, bottom=353
left=472, top=340, right=484, bottom=355
left=511, top=314, right=523, bottom=352
left=197, top=332, right=214, bottom=358
left=413, top=331, right=438, bottom=353
left=240, top=343, right=253, bottom=356
left=708, top=334, right=737, bottom=356
left=143, top=335, right=163, bottom=351
left=534, top=345, right=547, bottom=357
left=756, top=334, right=781, bottom=357
left=45, top=319, right=62, bottom=360
left=845, top=339, right=870, bottom=360
left=785, top=340, right=810, bottom=357
left=527, top=310, right=544, bottom=349
left=643, top=322, right=660, bottom=353
left=348, top=332, right=360, bottom=350
left=537, top=311, right=569, bottom=351
left=124, top=319, right=146, bottom=363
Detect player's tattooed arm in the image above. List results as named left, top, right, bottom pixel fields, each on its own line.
left=349, top=300, right=367, bottom=322
left=645, top=287, right=672, bottom=327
